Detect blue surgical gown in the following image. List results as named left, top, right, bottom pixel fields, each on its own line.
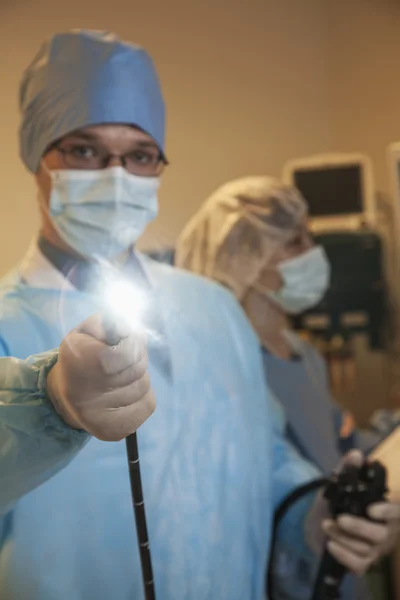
left=0, top=253, right=320, bottom=600
left=146, top=248, right=381, bottom=600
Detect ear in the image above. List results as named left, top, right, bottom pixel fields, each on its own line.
left=257, top=266, right=283, bottom=293
left=35, top=163, right=52, bottom=208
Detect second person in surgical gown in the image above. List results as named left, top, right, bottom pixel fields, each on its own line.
left=175, top=176, right=392, bottom=600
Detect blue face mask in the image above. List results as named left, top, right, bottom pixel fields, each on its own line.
left=42, top=166, right=160, bottom=260
left=254, top=246, right=331, bottom=314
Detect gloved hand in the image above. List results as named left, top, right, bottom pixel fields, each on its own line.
left=305, top=450, right=400, bottom=575
left=46, top=314, right=156, bottom=441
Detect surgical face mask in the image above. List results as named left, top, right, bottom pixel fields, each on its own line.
left=42, top=166, right=160, bottom=260
left=254, top=245, right=330, bottom=314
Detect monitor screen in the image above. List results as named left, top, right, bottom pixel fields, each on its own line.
left=293, top=165, right=363, bottom=217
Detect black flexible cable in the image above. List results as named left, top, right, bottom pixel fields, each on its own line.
left=267, top=478, right=329, bottom=600
left=126, top=433, right=156, bottom=600
left=103, top=319, right=156, bottom=600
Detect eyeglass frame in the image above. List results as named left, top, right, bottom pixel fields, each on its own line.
left=46, top=141, right=169, bottom=177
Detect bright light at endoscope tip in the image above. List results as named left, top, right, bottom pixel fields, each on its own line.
left=103, top=279, right=146, bottom=330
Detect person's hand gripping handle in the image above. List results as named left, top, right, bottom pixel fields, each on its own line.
left=46, top=314, right=156, bottom=440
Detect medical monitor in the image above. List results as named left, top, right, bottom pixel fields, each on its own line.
left=282, top=153, right=376, bottom=232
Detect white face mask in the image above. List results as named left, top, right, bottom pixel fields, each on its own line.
left=254, top=245, right=331, bottom=314
left=42, top=166, right=160, bottom=260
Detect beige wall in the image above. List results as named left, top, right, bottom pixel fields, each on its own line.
left=0, top=0, right=332, bottom=275
left=327, top=0, right=400, bottom=192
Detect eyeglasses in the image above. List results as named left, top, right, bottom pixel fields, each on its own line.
left=53, top=142, right=168, bottom=177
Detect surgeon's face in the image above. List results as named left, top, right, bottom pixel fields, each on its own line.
left=257, top=221, right=313, bottom=292
left=36, top=124, right=165, bottom=206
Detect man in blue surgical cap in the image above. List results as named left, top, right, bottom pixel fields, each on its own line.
left=0, top=30, right=399, bottom=600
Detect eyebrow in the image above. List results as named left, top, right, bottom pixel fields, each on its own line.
left=63, top=132, right=159, bottom=150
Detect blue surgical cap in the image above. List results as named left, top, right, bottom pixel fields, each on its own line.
left=19, top=30, right=165, bottom=173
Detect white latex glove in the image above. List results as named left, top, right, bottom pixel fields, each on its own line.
left=46, top=314, right=156, bottom=441
left=305, top=450, right=400, bottom=575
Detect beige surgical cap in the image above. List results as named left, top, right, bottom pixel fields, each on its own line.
left=175, top=176, right=308, bottom=300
